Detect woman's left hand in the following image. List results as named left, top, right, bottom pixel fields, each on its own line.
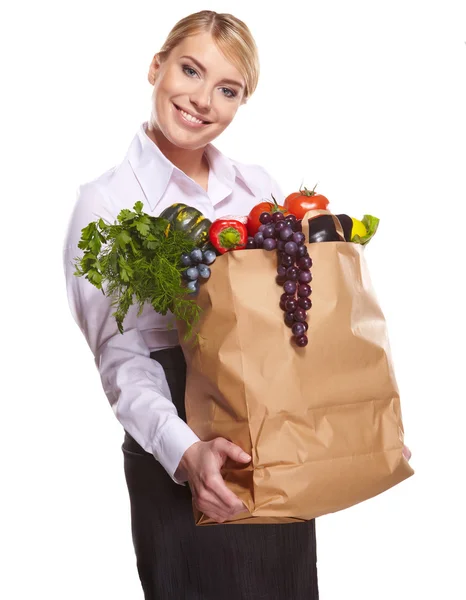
left=402, top=445, right=412, bottom=461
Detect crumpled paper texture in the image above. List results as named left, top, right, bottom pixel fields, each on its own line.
left=178, top=241, right=414, bottom=525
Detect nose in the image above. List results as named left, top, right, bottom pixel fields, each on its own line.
left=189, top=86, right=212, bottom=115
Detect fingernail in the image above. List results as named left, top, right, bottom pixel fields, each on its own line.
left=241, top=451, right=251, bottom=460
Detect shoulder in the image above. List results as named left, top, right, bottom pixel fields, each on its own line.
left=65, top=169, right=120, bottom=252
left=77, top=160, right=124, bottom=202
left=73, top=177, right=112, bottom=222
left=73, top=153, right=136, bottom=219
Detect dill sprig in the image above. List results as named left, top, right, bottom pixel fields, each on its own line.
left=73, top=201, right=201, bottom=339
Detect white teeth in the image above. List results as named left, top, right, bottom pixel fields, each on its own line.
left=178, top=107, right=205, bottom=124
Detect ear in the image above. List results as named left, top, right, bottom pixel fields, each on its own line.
left=148, top=53, right=161, bottom=85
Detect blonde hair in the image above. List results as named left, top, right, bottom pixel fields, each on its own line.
left=157, top=10, right=260, bottom=100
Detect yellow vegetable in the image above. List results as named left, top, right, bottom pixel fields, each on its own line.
left=351, top=217, right=367, bottom=239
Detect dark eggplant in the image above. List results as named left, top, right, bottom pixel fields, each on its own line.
left=308, top=214, right=344, bottom=243
left=335, top=214, right=353, bottom=242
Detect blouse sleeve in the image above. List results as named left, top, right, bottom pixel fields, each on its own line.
left=62, top=183, right=200, bottom=485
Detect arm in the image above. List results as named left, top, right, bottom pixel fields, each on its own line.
left=62, top=183, right=200, bottom=485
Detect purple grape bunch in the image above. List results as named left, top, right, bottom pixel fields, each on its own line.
left=246, top=211, right=313, bottom=347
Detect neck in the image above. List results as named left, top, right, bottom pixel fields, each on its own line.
left=146, top=121, right=208, bottom=179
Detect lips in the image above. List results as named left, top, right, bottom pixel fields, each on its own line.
left=174, top=103, right=211, bottom=124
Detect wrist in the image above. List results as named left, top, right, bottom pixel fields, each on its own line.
left=175, top=440, right=201, bottom=481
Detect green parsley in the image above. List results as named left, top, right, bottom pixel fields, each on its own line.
left=73, top=201, right=201, bottom=339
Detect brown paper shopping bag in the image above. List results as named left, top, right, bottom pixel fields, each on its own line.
left=178, top=211, right=414, bottom=525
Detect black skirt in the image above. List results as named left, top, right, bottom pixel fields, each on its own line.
left=122, top=346, right=319, bottom=600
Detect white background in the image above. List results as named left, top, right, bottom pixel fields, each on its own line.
left=2, top=1, right=465, bottom=598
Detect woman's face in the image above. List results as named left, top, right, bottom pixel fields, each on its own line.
left=148, top=32, right=247, bottom=150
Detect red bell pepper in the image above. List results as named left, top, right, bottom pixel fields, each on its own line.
left=209, top=219, right=248, bottom=254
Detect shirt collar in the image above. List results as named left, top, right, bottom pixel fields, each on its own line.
left=125, top=121, right=262, bottom=212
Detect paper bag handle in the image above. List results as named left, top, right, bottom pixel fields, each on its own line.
left=302, top=209, right=346, bottom=242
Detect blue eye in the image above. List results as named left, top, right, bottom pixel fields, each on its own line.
left=182, top=65, right=197, bottom=77
left=182, top=65, right=237, bottom=98
left=221, top=88, right=236, bottom=98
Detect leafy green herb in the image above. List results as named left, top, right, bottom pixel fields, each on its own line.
left=351, top=214, right=380, bottom=245
left=73, top=201, right=201, bottom=338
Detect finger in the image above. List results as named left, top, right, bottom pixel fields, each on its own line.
left=214, top=438, right=251, bottom=463
left=194, top=492, right=229, bottom=517
left=198, top=496, right=244, bottom=523
left=204, top=509, right=227, bottom=524
left=195, top=489, right=234, bottom=522
left=402, top=445, right=412, bottom=461
left=205, top=471, right=246, bottom=514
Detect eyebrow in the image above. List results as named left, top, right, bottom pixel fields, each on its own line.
left=179, top=55, right=245, bottom=90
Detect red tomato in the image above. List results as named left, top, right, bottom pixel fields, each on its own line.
left=284, top=184, right=330, bottom=220
left=247, top=196, right=290, bottom=236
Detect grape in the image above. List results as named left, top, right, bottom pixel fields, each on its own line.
left=190, top=248, right=203, bottom=264
left=298, top=270, right=312, bottom=284
left=281, top=254, right=294, bottom=267
left=277, top=239, right=286, bottom=251
left=295, top=334, right=308, bottom=347
left=259, top=211, right=273, bottom=224
left=285, top=297, right=298, bottom=312
left=275, top=221, right=286, bottom=234
left=273, top=224, right=314, bottom=349
left=277, top=265, right=287, bottom=278
left=291, top=322, right=306, bottom=337
left=298, top=297, right=312, bottom=310
left=197, top=264, right=211, bottom=280
left=263, top=224, right=275, bottom=239
left=183, top=266, right=199, bottom=281
left=283, top=280, right=297, bottom=295
left=297, top=256, right=312, bottom=270
left=273, top=212, right=286, bottom=223
left=284, top=241, right=298, bottom=255
left=258, top=224, right=266, bottom=233
left=293, top=307, right=307, bottom=322
left=263, top=238, right=277, bottom=251
left=246, top=237, right=256, bottom=249
left=279, top=226, right=294, bottom=241
left=292, top=232, right=305, bottom=246
left=296, top=245, right=308, bottom=258
left=284, top=311, right=295, bottom=327
left=254, top=232, right=264, bottom=248
left=180, top=252, right=192, bottom=267
left=297, top=284, right=311, bottom=298
left=285, top=266, right=299, bottom=281
left=286, top=214, right=297, bottom=223
left=202, top=249, right=217, bottom=264
left=186, top=279, right=200, bottom=295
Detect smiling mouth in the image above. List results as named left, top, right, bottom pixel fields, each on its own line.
left=174, top=104, right=211, bottom=124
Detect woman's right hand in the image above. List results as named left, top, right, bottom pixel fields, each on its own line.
left=175, top=438, right=251, bottom=523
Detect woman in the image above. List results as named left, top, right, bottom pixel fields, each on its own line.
left=64, top=9, right=411, bottom=599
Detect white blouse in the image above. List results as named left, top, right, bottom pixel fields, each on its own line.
left=63, top=121, right=285, bottom=485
